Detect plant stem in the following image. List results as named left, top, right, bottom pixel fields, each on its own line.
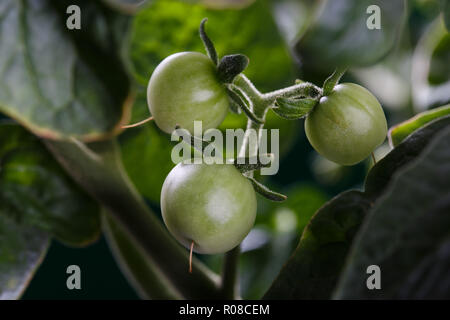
left=220, top=74, right=323, bottom=298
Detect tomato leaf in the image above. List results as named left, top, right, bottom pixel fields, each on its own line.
left=0, top=123, right=101, bottom=246
left=264, top=115, right=450, bottom=299
left=0, top=214, right=49, bottom=300
left=293, top=0, right=406, bottom=73
left=0, top=0, right=132, bottom=141
left=334, top=126, right=450, bottom=299
left=388, top=105, right=450, bottom=148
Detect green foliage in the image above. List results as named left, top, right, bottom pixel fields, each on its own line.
left=388, top=104, right=450, bottom=147
left=0, top=123, right=101, bottom=246
left=335, top=126, right=450, bottom=299
left=0, top=0, right=132, bottom=141
left=0, top=216, right=49, bottom=300
left=264, top=115, right=450, bottom=299
left=294, top=0, right=406, bottom=74
left=0, top=123, right=101, bottom=299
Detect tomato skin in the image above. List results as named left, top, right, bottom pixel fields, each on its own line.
left=305, top=83, right=387, bottom=165
left=161, top=162, right=257, bottom=254
left=147, top=52, right=229, bottom=134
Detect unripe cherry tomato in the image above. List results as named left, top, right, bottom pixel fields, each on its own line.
left=305, top=83, right=387, bottom=165
left=161, top=162, right=257, bottom=254
left=147, top=52, right=229, bottom=134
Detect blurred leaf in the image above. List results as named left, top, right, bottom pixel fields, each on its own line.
left=388, top=105, right=450, bottom=147
left=264, top=115, right=450, bottom=299
left=412, top=19, right=450, bottom=111
left=293, top=0, right=406, bottom=73
left=263, top=191, right=370, bottom=299
left=0, top=123, right=101, bottom=246
left=130, top=0, right=295, bottom=91
left=0, top=214, right=49, bottom=300
left=119, top=91, right=175, bottom=204
left=334, top=126, right=450, bottom=299
left=0, top=0, right=132, bottom=141
left=102, top=213, right=182, bottom=299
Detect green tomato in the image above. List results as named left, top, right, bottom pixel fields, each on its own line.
left=305, top=83, right=387, bottom=165
left=161, top=162, right=257, bottom=254
left=147, top=52, right=229, bottom=134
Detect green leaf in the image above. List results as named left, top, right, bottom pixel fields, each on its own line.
left=0, top=123, right=101, bottom=246
left=294, top=0, right=406, bottom=72
left=130, top=0, right=296, bottom=92
left=412, top=19, right=450, bottom=110
left=102, top=213, right=182, bottom=299
left=388, top=105, right=450, bottom=147
left=334, top=126, right=450, bottom=299
left=264, top=115, right=450, bottom=299
left=272, top=97, right=317, bottom=120
left=0, top=214, right=49, bottom=300
left=0, top=0, right=132, bottom=141
left=263, top=191, right=371, bottom=299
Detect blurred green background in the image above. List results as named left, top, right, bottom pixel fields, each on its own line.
left=16, top=0, right=449, bottom=299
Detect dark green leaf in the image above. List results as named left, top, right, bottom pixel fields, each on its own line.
left=366, top=115, right=450, bottom=196
left=0, top=123, right=101, bottom=246
left=218, top=54, right=250, bottom=83
left=294, top=0, right=406, bottom=72
left=334, top=126, right=450, bottom=299
left=388, top=105, right=450, bottom=147
left=102, top=213, right=181, bottom=299
left=264, top=191, right=371, bottom=299
left=0, top=0, right=132, bottom=141
left=264, top=115, right=450, bottom=299
left=0, top=214, right=49, bottom=300
left=272, top=97, right=317, bottom=120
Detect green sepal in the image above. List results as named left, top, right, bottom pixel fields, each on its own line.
left=272, top=97, right=317, bottom=120
left=247, top=176, right=287, bottom=202
left=322, top=67, right=347, bottom=96
left=173, top=125, right=211, bottom=154
left=228, top=98, right=242, bottom=114
left=199, top=18, right=218, bottom=66
left=227, top=85, right=264, bottom=124
left=217, top=54, right=249, bottom=83
left=233, top=154, right=273, bottom=173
